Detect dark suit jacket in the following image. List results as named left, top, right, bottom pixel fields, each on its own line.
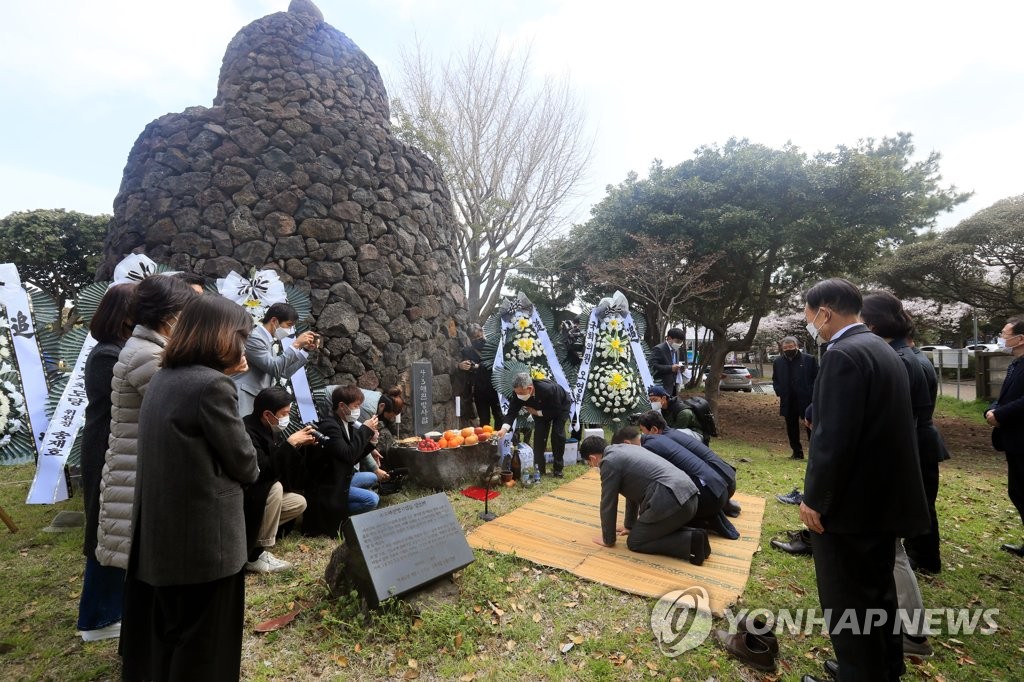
left=133, top=365, right=259, bottom=586
left=909, top=345, right=949, bottom=461
left=650, top=341, right=682, bottom=392
left=501, top=379, right=571, bottom=428
left=640, top=433, right=728, bottom=500
left=772, top=351, right=818, bottom=416
left=991, top=356, right=1024, bottom=455
left=598, top=444, right=698, bottom=546
left=663, top=428, right=736, bottom=496
left=803, top=325, right=928, bottom=537
left=302, top=414, right=375, bottom=537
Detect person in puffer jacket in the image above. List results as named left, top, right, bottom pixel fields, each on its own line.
left=94, top=275, right=195, bottom=570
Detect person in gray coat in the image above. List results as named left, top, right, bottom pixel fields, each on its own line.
left=582, top=430, right=710, bottom=566
left=95, top=275, right=195, bottom=571
left=121, top=294, right=259, bottom=682
left=233, top=302, right=319, bottom=416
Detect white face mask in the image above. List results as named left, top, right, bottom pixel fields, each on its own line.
left=999, top=335, right=1020, bottom=352
left=274, top=324, right=292, bottom=341
left=806, top=309, right=825, bottom=344
left=515, top=392, right=531, bottom=401
left=276, top=415, right=290, bottom=431
left=346, top=407, right=359, bottom=423
left=650, top=402, right=662, bottom=413
left=669, top=341, right=682, bottom=351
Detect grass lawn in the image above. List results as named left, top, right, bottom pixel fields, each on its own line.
left=1, top=396, right=1021, bottom=681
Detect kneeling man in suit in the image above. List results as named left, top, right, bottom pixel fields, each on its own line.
left=582, top=428, right=709, bottom=566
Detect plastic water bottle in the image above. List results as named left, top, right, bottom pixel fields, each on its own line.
left=533, top=468, right=541, bottom=483
left=522, top=465, right=533, bottom=487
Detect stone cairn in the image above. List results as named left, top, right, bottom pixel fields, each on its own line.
left=97, top=0, right=468, bottom=426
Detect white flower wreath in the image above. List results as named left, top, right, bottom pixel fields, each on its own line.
left=586, top=364, right=642, bottom=415
left=0, top=317, right=27, bottom=444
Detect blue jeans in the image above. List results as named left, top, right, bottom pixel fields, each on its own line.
left=77, top=555, right=125, bottom=630
left=348, top=471, right=380, bottom=515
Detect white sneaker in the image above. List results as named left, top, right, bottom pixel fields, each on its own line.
left=245, top=550, right=292, bottom=574
left=78, top=621, right=121, bottom=642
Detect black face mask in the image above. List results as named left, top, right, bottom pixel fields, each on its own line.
left=784, top=349, right=799, bottom=359
left=472, top=337, right=486, bottom=350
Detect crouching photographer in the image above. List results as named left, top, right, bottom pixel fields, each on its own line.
left=242, top=386, right=316, bottom=573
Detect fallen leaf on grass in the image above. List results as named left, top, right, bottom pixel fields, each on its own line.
left=455, top=632, right=463, bottom=647
left=408, top=658, right=418, bottom=669
left=505, top=640, right=517, bottom=651
left=403, top=670, right=420, bottom=680
left=570, top=634, right=584, bottom=644
left=354, top=643, right=362, bottom=653
left=532, top=613, right=542, bottom=623
left=562, top=601, right=578, bottom=608
left=560, top=642, right=574, bottom=654
left=298, top=544, right=311, bottom=553
left=459, top=675, right=474, bottom=682
left=333, top=655, right=349, bottom=667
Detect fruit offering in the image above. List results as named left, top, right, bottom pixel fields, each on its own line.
left=416, top=438, right=440, bottom=452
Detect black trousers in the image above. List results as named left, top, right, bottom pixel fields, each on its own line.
left=473, top=388, right=503, bottom=429
left=785, top=403, right=809, bottom=455
left=811, top=532, right=904, bottom=682
left=121, top=571, right=245, bottom=682
left=1006, top=449, right=1024, bottom=526
left=532, top=412, right=568, bottom=473
left=903, top=443, right=941, bottom=572
left=626, top=493, right=699, bottom=557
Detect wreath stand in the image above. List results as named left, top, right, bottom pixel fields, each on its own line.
left=0, top=505, right=16, bottom=533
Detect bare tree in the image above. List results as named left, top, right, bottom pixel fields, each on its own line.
left=585, top=233, right=721, bottom=346
left=391, top=37, right=591, bottom=322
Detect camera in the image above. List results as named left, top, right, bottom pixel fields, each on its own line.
left=626, top=412, right=643, bottom=425
left=305, top=423, right=330, bottom=443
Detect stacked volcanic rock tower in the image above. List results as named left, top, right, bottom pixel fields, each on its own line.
left=97, top=0, right=467, bottom=425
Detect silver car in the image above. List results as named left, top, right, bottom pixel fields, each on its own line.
left=719, top=364, right=753, bottom=392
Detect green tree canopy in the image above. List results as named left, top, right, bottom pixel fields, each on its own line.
left=0, top=209, right=109, bottom=308
left=875, top=194, right=1024, bottom=320
left=563, top=134, right=968, bottom=403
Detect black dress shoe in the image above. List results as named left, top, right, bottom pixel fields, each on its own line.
left=790, top=451, right=805, bottom=460
left=824, top=659, right=839, bottom=678
left=553, top=470, right=564, bottom=478
left=771, top=529, right=812, bottom=555
left=735, top=616, right=779, bottom=656
left=714, top=630, right=777, bottom=672
left=723, top=499, right=742, bottom=517
left=1001, top=543, right=1024, bottom=557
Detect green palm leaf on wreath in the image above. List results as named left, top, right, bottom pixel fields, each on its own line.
left=72, top=282, right=113, bottom=325
left=491, top=358, right=531, bottom=398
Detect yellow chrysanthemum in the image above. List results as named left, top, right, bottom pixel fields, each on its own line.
left=609, top=338, right=624, bottom=352
left=608, top=372, right=628, bottom=391
left=244, top=299, right=262, bottom=308
left=530, top=368, right=547, bottom=380
left=515, top=338, right=535, bottom=353
left=516, top=317, right=530, bottom=331
left=608, top=318, right=621, bottom=329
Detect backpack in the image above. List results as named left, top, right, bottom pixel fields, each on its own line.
left=681, top=396, right=719, bottom=443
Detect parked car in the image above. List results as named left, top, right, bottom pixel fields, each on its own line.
left=718, top=364, right=753, bottom=392
left=918, top=344, right=953, bottom=359
left=965, top=343, right=998, bottom=355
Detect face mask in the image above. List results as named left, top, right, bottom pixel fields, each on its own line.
left=650, top=402, right=662, bottom=413
left=784, top=349, right=798, bottom=359
left=515, top=392, right=531, bottom=401
left=999, top=335, right=1019, bottom=352
left=806, top=309, right=826, bottom=344
left=669, top=341, right=682, bottom=351
left=472, top=337, right=486, bottom=350
left=346, top=409, right=359, bottom=423
left=274, top=325, right=292, bottom=341
left=276, top=416, right=290, bottom=431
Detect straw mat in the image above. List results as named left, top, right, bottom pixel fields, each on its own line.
left=467, top=469, right=765, bottom=614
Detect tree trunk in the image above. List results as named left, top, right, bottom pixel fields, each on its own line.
left=702, top=332, right=731, bottom=413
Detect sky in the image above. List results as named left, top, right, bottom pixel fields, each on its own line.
left=1, top=0, right=1023, bottom=232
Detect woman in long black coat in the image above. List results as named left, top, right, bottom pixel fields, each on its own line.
left=76, top=283, right=135, bottom=641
